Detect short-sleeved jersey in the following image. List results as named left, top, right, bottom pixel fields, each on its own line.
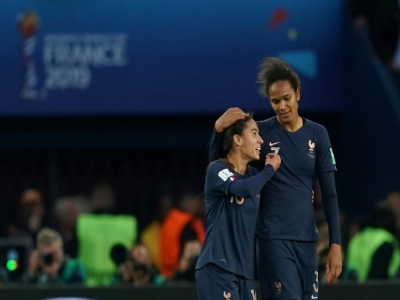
left=196, top=160, right=260, bottom=280
left=256, top=117, right=336, bottom=241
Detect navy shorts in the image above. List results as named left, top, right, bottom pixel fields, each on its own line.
left=196, top=263, right=257, bottom=300
left=257, top=239, right=318, bottom=300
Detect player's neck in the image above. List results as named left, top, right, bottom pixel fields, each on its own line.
left=279, top=114, right=303, bottom=132
left=227, top=154, right=247, bottom=175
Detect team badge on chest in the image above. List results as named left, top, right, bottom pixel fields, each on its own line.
left=308, top=140, right=315, bottom=158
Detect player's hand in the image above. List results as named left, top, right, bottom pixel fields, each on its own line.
left=325, top=243, right=342, bottom=284
left=266, top=153, right=281, bottom=171
left=215, top=108, right=248, bottom=132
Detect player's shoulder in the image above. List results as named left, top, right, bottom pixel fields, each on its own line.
left=207, top=160, right=233, bottom=174
left=304, top=118, right=331, bottom=145
left=256, top=116, right=277, bottom=129
left=304, top=118, right=328, bottom=134
left=207, top=160, right=236, bottom=183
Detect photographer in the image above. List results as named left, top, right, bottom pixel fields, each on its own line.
left=168, top=240, right=201, bottom=283
left=119, top=244, right=163, bottom=286
left=26, top=227, right=86, bottom=285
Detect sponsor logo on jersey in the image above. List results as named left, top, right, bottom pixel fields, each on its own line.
left=218, top=169, right=234, bottom=181
left=269, top=142, right=280, bottom=154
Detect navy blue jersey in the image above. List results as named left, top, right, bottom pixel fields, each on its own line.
left=256, top=117, right=336, bottom=241
left=197, top=263, right=257, bottom=300
left=196, top=160, right=274, bottom=279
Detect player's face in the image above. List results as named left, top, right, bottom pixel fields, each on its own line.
left=240, top=119, right=263, bottom=161
left=268, top=80, right=300, bottom=125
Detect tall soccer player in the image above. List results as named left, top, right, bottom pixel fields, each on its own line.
left=209, top=57, right=342, bottom=300
left=196, top=113, right=281, bottom=300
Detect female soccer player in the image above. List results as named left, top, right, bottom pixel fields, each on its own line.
left=209, top=57, right=342, bottom=300
left=196, top=113, right=281, bottom=300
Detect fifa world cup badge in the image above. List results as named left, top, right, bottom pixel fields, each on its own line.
left=17, top=10, right=40, bottom=101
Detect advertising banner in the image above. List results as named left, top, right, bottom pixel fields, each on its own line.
left=0, top=0, right=343, bottom=116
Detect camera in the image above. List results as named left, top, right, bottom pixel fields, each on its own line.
left=132, top=262, right=151, bottom=279
left=40, top=253, right=53, bottom=266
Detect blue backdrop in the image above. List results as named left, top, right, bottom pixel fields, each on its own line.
left=0, top=0, right=343, bottom=116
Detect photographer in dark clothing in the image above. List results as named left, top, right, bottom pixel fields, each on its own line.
left=169, top=240, right=201, bottom=283
left=118, top=244, right=164, bottom=286
left=26, top=227, right=86, bottom=285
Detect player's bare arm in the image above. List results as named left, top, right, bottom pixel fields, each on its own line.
left=215, top=107, right=248, bottom=132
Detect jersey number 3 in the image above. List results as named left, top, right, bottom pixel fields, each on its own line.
left=271, top=147, right=280, bottom=154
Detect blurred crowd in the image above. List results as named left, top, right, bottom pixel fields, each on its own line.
left=0, top=179, right=399, bottom=287
left=314, top=190, right=400, bottom=283
left=349, top=0, right=400, bottom=86
left=0, top=182, right=206, bottom=287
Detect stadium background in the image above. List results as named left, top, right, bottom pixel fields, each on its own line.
left=0, top=0, right=400, bottom=299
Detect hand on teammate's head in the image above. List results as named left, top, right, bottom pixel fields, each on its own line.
left=215, top=107, right=249, bottom=132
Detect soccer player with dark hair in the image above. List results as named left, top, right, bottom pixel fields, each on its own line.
left=196, top=113, right=281, bottom=300
left=209, top=57, right=342, bottom=300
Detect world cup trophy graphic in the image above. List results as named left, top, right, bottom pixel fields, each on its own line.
left=17, top=10, right=39, bottom=100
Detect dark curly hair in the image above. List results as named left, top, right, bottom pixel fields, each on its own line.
left=257, top=57, right=301, bottom=97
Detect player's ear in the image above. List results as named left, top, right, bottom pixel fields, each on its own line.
left=296, top=88, right=300, bottom=101
left=233, top=134, right=242, bottom=146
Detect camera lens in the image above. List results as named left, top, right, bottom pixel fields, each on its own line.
left=41, top=253, right=53, bottom=265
